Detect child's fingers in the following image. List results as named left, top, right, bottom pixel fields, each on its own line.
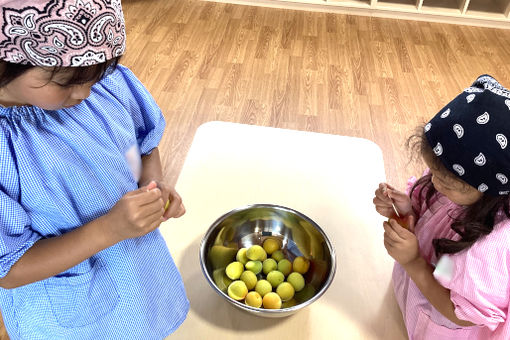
left=126, top=181, right=158, bottom=196
left=383, top=222, right=400, bottom=241
left=373, top=193, right=391, bottom=206
left=383, top=232, right=396, bottom=247
left=374, top=205, right=393, bottom=218
left=385, top=187, right=407, bottom=203
left=143, top=208, right=166, bottom=226
left=373, top=193, right=394, bottom=216
left=131, top=187, right=163, bottom=206
left=145, top=181, right=158, bottom=191
left=383, top=238, right=395, bottom=255
left=376, top=183, right=392, bottom=201
left=374, top=204, right=388, bottom=213
left=379, top=182, right=395, bottom=192
left=163, top=189, right=184, bottom=219
left=373, top=192, right=394, bottom=218
left=174, top=203, right=186, bottom=218
left=378, top=183, right=387, bottom=193
left=125, top=181, right=161, bottom=204
left=384, top=183, right=397, bottom=191
left=385, top=220, right=411, bottom=242
left=408, top=215, right=416, bottom=233
left=130, top=197, right=165, bottom=221
left=381, top=182, right=407, bottom=204
left=148, top=216, right=165, bottom=231
left=381, top=183, right=401, bottom=198
left=387, top=219, right=414, bottom=239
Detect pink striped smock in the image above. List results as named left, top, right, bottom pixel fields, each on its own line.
left=392, top=176, right=510, bottom=339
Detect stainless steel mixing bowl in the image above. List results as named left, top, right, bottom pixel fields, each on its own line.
left=199, top=204, right=336, bottom=317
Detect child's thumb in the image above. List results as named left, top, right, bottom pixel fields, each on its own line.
left=388, top=188, right=407, bottom=201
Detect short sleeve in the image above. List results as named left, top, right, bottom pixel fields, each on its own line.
left=99, top=65, right=166, bottom=155
left=433, top=223, right=510, bottom=329
left=0, top=128, right=42, bottom=278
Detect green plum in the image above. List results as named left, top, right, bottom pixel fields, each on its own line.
left=262, top=292, right=282, bottom=309
left=255, top=279, right=272, bottom=297
left=267, top=270, right=285, bottom=288
left=225, top=261, right=244, bottom=280
left=276, top=282, right=295, bottom=301
left=262, top=258, right=278, bottom=275
left=246, top=245, right=267, bottom=261
left=293, top=256, right=310, bottom=274
left=262, top=238, right=280, bottom=255
left=245, top=291, right=263, bottom=308
left=271, top=250, right=285, bottom=262
left=236, top=248, right=249, bottom=265
left=245, top=260, right=262, bottom=275
left=287, top=272, right=305, bottom=292
left=277, top=259, right=292, bottom=276
left=227, top=280, right=248, bottom=300
left=240, top=270, right=258, bottom=290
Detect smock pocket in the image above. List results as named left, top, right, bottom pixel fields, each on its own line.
left=44, top=259, right=119, bottom=328
left=414, top=309, right=475, bottom=340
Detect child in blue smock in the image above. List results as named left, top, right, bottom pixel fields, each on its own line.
left=0, top=0, right=189, bottom=338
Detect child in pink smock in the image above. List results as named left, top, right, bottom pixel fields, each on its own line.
left=373, top=75, right=510, bottom=339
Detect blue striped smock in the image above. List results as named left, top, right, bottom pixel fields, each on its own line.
left=0, top=65, right=189, bottom=339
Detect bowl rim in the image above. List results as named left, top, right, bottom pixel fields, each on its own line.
left=199, top=203, right=337, bottom=314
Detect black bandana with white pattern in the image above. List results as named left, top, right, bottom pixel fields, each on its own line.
left=425, top=75, right=510, bottom=196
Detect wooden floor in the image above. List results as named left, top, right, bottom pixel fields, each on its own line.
left=1, top=0, right=510, bottom=338
left=121, top=0, right=510, bottom=191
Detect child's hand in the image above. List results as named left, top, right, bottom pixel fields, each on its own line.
left=373, top=183, right=413, bottom=218
left=383, top=216, right=420, bottom=266
left=105, top=181, right=166, bottom=243
left=154, top=181, right=186, bottom=220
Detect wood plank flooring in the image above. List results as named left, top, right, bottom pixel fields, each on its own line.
left=121, top=0, right=510, bottom=192
left=1, top=0, right=510, bottom=338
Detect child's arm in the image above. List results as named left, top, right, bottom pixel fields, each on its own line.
left=384, top=220, right=475, bottom=327
left=138, top=147, right=185, bottom=219
left=0, top=182, right=164, bottom=289
left=139, top=147, right=163, bottom=184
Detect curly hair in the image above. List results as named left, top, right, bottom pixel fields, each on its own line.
left=407, top=127, right=510, bottom=256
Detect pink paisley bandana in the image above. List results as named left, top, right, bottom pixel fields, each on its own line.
left=0, top=0, right=126, bottom=67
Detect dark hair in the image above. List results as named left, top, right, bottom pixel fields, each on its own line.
left=0, top=56, right=122, bottom=88
left=407, top=127, right=510, bottom=256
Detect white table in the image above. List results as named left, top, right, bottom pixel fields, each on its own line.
left=161, top=121, right=407, bottom=339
